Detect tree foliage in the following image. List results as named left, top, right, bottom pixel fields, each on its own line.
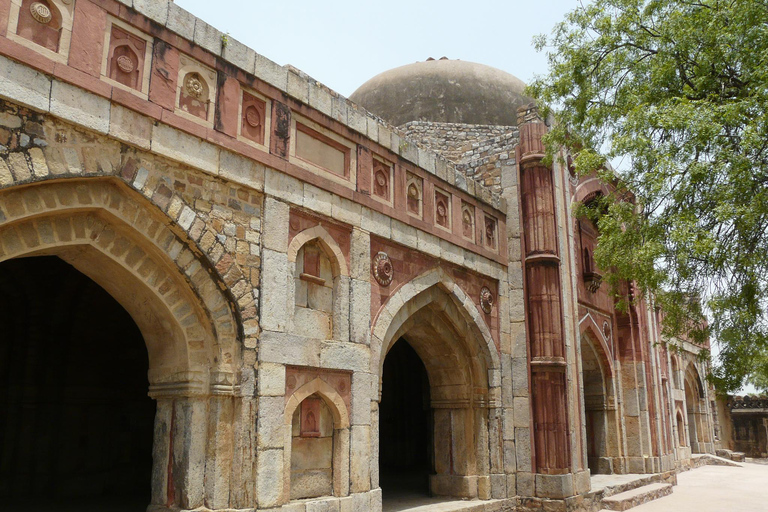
left=529, top=0, right=768, bottom=392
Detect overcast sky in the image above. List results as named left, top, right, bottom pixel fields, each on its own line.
left=175, top=0, right=579, bottom=98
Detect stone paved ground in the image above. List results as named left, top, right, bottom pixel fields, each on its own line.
left=632, top=461, right=768, bottom=511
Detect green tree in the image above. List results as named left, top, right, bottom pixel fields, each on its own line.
left=529, top=0, right=768, bottom=392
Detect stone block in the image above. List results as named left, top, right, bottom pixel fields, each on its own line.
left=491, top=473, right=507, bottom=499
left=517, top=472, right=534, bottom=497
left=350, top=372, right=373, bottom=426
left=110, top=103, right=152, bottom=149
left=254, top=53, right=288, bottom=91
left=332, top=276, right=350, bottom=342
left=166, top=2, right=195, bottom=40
left=259, top=331, right=321, bottom=367
left=513, top=397, right=530, bottom=428
left=50, top=81, right=110, bottom=134
left=340, top=493, right=370, bottom=512
left=265, top=167, right=304, bottom=206
left=370, top=488, right=382, bottom=511
left=361, top=207, right=391, bottom=238
left=257, top=396, right=285, bottom=448
left=260, top=249, right=291, bottom=331
left=309, top=82, right=334, bottom=118
left=287, top=71, right=309, bottom=104
left=349, top=426, right=371, bottom=493
left=303, top=183, right=333, bottom=217
left=134, top=0, right=168, bottom=25
left=220, top=150, right=265, bottom=191
left=28, top=148, right=48, bottom=178
left=535, top=473, right=573, bottom=499
left=439, top=239, right=464, bottom=266
left=504, top=440, right=516, bottom=472
left=151, top=123, right=219, bottom=174
left=511, top=356, right=529, bottom=397
left=262, top=197, right=289, bottom=253
left=320, top=341, right=369, bottom=372
left=306, top=497, right=340, bottom=512
left=222, top=37, right=256, bottom=72
left=193, top=17, right=223, bottom=55
left=416, top=230, right=440, bottom=257
left=515, top=428, right=532, bottom=472
left=390, top=219, right=417, bottom=248
left=347, top=107, right=367, bottom=135
left=349, top=228, right=371, bottom=281
left=331, top=195, right=362, bottom=225
left=0, top=55, right=51, bottom=113
left=256, top=448, right=284, bottom=508
left=350, top=280, right=371, bottom=345
left=258, top=362, right=286, bottom=396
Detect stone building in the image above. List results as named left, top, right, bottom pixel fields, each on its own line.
left=0, top=1, right=717, bottom=511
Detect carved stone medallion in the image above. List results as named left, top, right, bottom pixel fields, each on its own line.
left=30, top=2, right=52, bottom=24
left=185, top=74, right=204, bottom=100
left=245, top=106, right=261, bottom=128
left=480, top=286, right=494, bottom=314
left=116, top=55, right=135, bottom=74
left=372, top=251, right=393, bottom=287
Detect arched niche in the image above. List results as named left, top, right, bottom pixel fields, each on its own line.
left=287, top=224, right=350, bottom=341
left=282, top=377, right=350, bottom=503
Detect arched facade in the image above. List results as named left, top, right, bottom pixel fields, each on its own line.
left=0, top=3, right=720, bottom=509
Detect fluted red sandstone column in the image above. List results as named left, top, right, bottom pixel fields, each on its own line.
left=517, top=106, right=571, bottom=475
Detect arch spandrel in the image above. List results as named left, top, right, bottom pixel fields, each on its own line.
left=0, top=178, right=242, bottom=395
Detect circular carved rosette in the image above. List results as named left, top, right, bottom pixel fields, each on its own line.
left=372, top=252, right=393, bottom=287
left=116, top=55, right=135, bottom=74
left=480, top=286, right=494, bottom=314
left=30, top=2, right=52, bottom=24
left=184, top=74, right=205, bottom=100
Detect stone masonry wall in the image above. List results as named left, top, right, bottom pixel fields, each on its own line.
left=401, top=121, right=518, bottom=196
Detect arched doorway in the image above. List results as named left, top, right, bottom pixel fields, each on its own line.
left=0, top=256, right=154, bottom=511
left=379, top=338, right=432, bottom=499
left=579, top=332, right=616, bottom=474
left=373, top=269, right=502, bottom=503
left=0, top=179, right=242, bottom=510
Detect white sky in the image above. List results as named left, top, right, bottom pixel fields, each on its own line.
left=175, top=0, right=579, bottom=98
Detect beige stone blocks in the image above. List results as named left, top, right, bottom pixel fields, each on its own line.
left=257, top=448, right=284, bottom=508
left=0, top=55, right=51, bottom=112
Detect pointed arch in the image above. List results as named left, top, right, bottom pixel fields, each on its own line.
left=0, top=178, right=241, bottom=393
left=371, top=266, right=501, bottom=383
left=284, top=377, right=350, bottom=429
left=579, top=313, right=614, bottom=377
left=287, top=224, right=349, bottom=277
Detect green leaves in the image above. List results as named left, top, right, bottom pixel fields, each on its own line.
left=532, top=0, right=768, bottom=392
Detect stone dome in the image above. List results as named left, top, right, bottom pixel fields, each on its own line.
left=349, top=58, right=530, bottom=127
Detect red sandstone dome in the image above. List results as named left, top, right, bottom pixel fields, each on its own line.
left=349, top=58, right=531, bottom=127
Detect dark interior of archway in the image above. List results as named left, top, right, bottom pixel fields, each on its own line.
left=380, top=338, right=432, bottom=500
left=0, top=256, right=155, bottom=511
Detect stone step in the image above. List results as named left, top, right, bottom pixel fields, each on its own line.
left=601, top=482, right=673, bottom=511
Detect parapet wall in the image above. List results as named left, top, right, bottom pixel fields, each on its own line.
left=0, top=0, right=506, bottom=264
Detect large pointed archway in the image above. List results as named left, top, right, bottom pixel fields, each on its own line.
left=0, top=178, right=242, bottom=510
left=372, top=268, right=502, bottom=502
